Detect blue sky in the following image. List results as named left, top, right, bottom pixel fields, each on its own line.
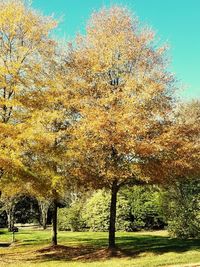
left=32, top=0, right=200, bottom=100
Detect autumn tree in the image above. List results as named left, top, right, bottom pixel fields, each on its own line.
left=67, top=7, right=200, bottom=248
left=0, top=0, right=57, bottom=187
left=19, top=45, right=78, bottom=245
left=0, top=0, right=72, bottom=246
left=19, top=105, right=66, bottom=245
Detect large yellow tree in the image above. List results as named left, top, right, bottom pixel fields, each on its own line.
left=0, top=1, right=77, bottom=243
left=0, top=0, right=57, bottom=186
left=67, top=6, right=200, bottom=248
left=0, top=0, right=64, bottom=245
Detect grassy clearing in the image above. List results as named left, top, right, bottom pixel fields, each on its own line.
left=0, top=228, right=200, bottom=267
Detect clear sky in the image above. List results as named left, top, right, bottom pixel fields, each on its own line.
left=32, top=0, right=200, bottom=100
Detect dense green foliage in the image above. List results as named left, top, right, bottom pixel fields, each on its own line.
left=58, top=186, right=166, bottom=232
left=0, top=210, right=7, bottom=227
left=121, top=186, right=166, bottom=230
left=14, top=196, right=40, bottom=224
left=58, top=201, right=85, bottom=231
left=161, top=178, right=200, bottom=239
left=83, top=190, right=131, bottom=231
left=58, top=183, right=200, bottom=236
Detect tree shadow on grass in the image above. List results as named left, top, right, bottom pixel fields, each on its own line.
left=31, top=234, right=200, bottom=263
left=116, top=235, right=200, bottom=252
left=0, top=243, right=10, bottom=247
left=0, top=233, right=200, bottom=263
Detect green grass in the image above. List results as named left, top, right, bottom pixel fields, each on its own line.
left=0, top=228, right=200, bottom=267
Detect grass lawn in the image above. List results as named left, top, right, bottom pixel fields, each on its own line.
left=0, top=228, right=200, bottom=267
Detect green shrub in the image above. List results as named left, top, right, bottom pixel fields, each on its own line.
left=83, top=189, right=136, bottom=231
left=161, top=179, right=200, bottom=239
left=58, top=202, right=86, bottom=231
left=121, top=185, right=166, bottom=230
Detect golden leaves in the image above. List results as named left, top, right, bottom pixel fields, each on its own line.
left=0, top=0, right=59, bottom=195
left=0, top=3, right=199, bottom=200
left=66, top=6, right=199, bottom=188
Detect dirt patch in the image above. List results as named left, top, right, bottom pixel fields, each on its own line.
left=35, top=245, right=97, bottom=261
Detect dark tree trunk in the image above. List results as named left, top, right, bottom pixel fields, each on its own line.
left=108, top=180, right=119, bottom=249
left=51, top=200, right=58, bottom=246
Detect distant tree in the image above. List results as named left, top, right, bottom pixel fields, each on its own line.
left=38, top=198, right=52, bottom=230
left=58, top=186, right=165, bottom=232
left=0, top=195, right=17, bottom=231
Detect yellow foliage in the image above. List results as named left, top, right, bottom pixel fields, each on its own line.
left=66, top=6, right=200, bottom=189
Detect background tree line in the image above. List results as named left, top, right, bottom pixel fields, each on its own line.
left=1, top=178, right=200, bottom=239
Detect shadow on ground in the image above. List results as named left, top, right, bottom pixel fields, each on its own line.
left=0, top=233, right=200, bottom=263
left=28, top=235, right=200, bottom=263
left=0, top=243, right=10, bottom=247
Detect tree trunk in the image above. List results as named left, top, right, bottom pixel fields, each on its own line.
left=38, top=200, right=50, bottom=230
left=108, top=180, right=119, bottom=249
left=7, top=211, right=12, bottom=231
left=7, top=207, right=14, bottom=231
left=42, top=211, right=47, bottom=230
left=51, top=199, right=58, bottom=246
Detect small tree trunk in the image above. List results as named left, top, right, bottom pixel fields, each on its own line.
left=108, top=180, right=119, bottom=249
left=42, top=211, right=47, bottom=230
left=38, top=200, right=50, bottom=230
left=7, top=207, right=14, bottom=231
left=51, top=200, right=58, bottom=246
left=7, top=211, right=12, bottom=231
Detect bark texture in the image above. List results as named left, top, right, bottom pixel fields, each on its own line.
left=108, top=180, right=119, bottom=249
left=51, top=199, right=58, bottom=246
